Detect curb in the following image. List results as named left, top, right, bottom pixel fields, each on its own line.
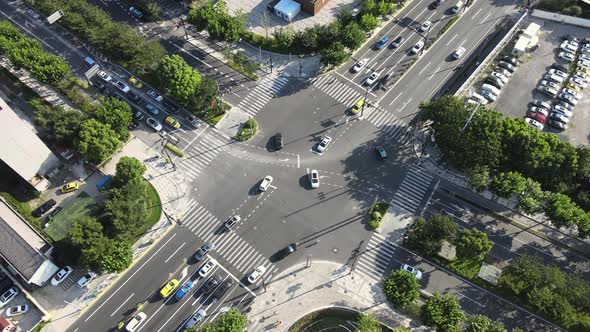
left=70, top=222, right=176, bottom=320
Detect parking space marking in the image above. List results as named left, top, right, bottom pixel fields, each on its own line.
left=110, top=293, right=134, bottom=317
left=480, top=13, right=492, bottom=24
left=418, top=61, right=432, bottom=76
left=472, top=8, right=482, bottom=19
left=164, top=242, right=186, bottom=263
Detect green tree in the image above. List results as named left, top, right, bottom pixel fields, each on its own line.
left=466, top=314, right=507, bottom=332
left=421, top=293, right=465, bottom=332
left=33, top=102, right=86, bottom=145
left=127, top=41, right=166, bottom=76
left=362, top=0, right=378, bottom=15
left=545, top=193, right=584, bottom=228
left=113, top=156, right=146, bottom=187
left=145, top=1, right=161, bottom=20
left=339, top=22, right=365, bottom=50
left=199, top=309, right=247, bottom=332
left=490, top=171, right=526, bottom=198
left=406, top=215, right=457, bottom=256
left=337, top=7, right=354, bottom=25
left=69, top=216, right=104, bottom=248
left=188, top=78, right=219, bottom=116
left=320, top=42, right=349, bottom=68
left=104, top=181, right=149, bottom=240
left=357, top=313, right=381, bottom=332
left=579, top=213, right=590, bottom=238
left=562, top=5, right=582, bottom=16
left=466, top=165, right=490, bottom=192
left=187, top=2, right=217, bottom=32
left=376, top=0, right=395, bottom=17
left=516, top=178, right=545, bottom=214
left=297, top=26, right=319, bottom=52
left=359, top=13, right=379, bottom=31
left=75, top=119, right=121, bottom=163
left=455, top=228, right=493, bottom=261
left=100, top=239, right=132, bottom=273
left=382, top=270, right=420, bottom=307
left=158, top=54, right=202, bottom=104
left=95, top=98, right=132, bottom=141
left=273, top=26, right=295, bottom=50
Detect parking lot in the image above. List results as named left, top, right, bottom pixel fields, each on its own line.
left=493, top=16, right=590, bottom=146
left=0, top=271, right=44, bottom=331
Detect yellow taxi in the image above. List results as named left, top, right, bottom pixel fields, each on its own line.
left=61, top=182, right=79, bottom=193
left=159, top=279, right=179, bottom=298
left=165, top=116, right=181, bottom=129
left=567, top=83, right=582, bottom=93
left=128, top=76, right=143, bottom=88
left=351, top=99, right=364, bottom=114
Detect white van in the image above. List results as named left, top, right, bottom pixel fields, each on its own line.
left=451, top=1, right=464, bottom=14
left=469, top=93, right=488, bottom=105
left=481, top=83, right=501, bottom=96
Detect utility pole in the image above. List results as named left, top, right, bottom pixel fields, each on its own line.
left=348, top=240, right=364, bottom=275
left=161, top=135, right=177, bottom=171
left=420, top=28, right=430, bottom=56
left=299, top=55, right=303, bottom=76
left=179, top=17, right=189, bottom=40
left=262, top=279, right=267, bottom=293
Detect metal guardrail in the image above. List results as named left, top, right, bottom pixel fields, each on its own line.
left=455, top=10, right=529, bottom=96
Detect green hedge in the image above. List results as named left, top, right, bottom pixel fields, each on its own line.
left=368, top=201, right=390, bottom=230
left=235, top=118, right=258, bottom=141
left=165, top=143, right=184, bottom=157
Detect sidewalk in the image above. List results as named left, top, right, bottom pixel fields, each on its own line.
left=410, top=124, right=590, bottom=259
left=247, top=261, right=427, bottom=332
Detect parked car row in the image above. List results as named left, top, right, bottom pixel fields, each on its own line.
left=526, top=36, right=590, bottom=131
left=0, top=275, right=30, bottom=317
left=468, top=56, right=519, bottom=104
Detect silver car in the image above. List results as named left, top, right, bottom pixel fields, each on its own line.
left=185, top=309, right=207, bottom=329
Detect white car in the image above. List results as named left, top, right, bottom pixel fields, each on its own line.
left=525, top=118, right=544, bottom=130
left=198, top=259, right=216, bottom=278
left=562, top=88, right=580, bottom=99
left=580, top=53, right=590, bottom=62
left=569, top=77, right=588, bottom=88
left=418, top=20, right=432, bottom=32
left=490, top=72, right=508, bottom=84
left=114, top=81, right=130, bottom=93
left=558, top=93, right=578, bottom=105
left=51, top=266, right=73, bottom=286
left=410, top=40, right=424, bottom=54
left=0, top=287, right=19, bottom=307
left=309, top=169, right=320, bottom=189
left=401, top=264, right=423, bottom=280
left=352, top=59, right=367, bottom=73
left=530, top=106, right=549, bottom=117
left=185, top=310, right=206, bottom=329
left=125, top=312, right=147, bottom=332
left=536, top=85, right=558, bottom=97
left=146, top=117, right=162, bottom=131
left=553, top=105, right=573, bottom=117
left=560, top=41, right=578, bottom=53
left=6, top=304, right=29, bottom=317
left=97, top=70, right=112, bottom=82
left=147, top=89, right=163, bottom=102
left=77, top=272, right=97, bottom=288
left=224, top=215, right=241, bottom=230
left=574, top=72, right=589, bottom=82
left=452, top=47, right=466, bottom=59
left=539, top=80, right=560, bottom=90
left=365, top=72, right=380, bottom=85
left=549, top=69, right=568, bottom=79
left=259, top=175, right=273, bottom=192
left=558, top=51, right=575, bottom=62
left=578, top=59, right=590, bottom=68
left=247, top=265, right=267, bottom=283
left=317, top=136, right=332, bottom=152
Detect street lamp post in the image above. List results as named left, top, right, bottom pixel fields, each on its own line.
left=360, top=87, right=369, bottom=117
left=420, top=28, right=431, bottom=56
left=461, top=103, right=480, bottom=132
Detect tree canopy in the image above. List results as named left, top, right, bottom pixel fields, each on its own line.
left=95, top=98, right=133, bottom=141
left=75, top=119, right=121, bottom=163
left=357, top=313, right=381, bottom=332
left=406, top=214, right=457, bottom=256
left=33, top=101, right=86, bottom=145
left=421, top=293, right=465, bottom=332
left=455, top=228, right=493, bottom=261
left=113, top=156, right=146, bottom=187
left=382, top=270, right=420, bottom=307
left=158, top=55, right=202, bottom=104
left=198, top=309, right=247, bottom=332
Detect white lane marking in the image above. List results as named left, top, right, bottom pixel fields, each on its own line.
left=84, top=233, right=177, bottom=321
left=446, top=34, right=458, bottom=46
left=110, top=293, right=134, bottom=317
left=428, top=66, right=441, bottom=81
left=297, top=154, right=300, bottom=168
left=165, top=242, right=186, bottom=263
left=472, top=8, right=482, bottom=19
left=480, top=13, right=491, bottom=24
left=388, top=92, right=403, bottom=106
left=418, top=61, right=432, bottom=76
left=170, top=41, right=213, bottom=68
left=335, top=72, right=378, bottom=97
left=398, top=97, right=413, bottom=112
left=459, top=39, right=467, bottom=48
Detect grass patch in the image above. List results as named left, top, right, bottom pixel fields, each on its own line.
left=448, top=257, right=482, bottom=280
left=205, top=111, right=226, bottom=126
left=235, top=118, right=258, bottom=141
left=143, top=181, right=161, bottom=232
left=0, top=192, right=41, bottom=231
left=30, top=321, right=48, bottom=332
left=227, top=60, right=259, bottom=80
left=440, top=15, right=460, bottom=36
left=165, top=143, right=184, bottom=157
left=368, top=201, right=390, bottom=230
left=44, top=192, right=97, bottom=242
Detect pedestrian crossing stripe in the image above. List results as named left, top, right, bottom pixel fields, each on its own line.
left=238, top=76, right=289, bottom=117
left=390, top=165, right=434, bottom=214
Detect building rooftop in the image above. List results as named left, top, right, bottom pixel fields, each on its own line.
left=0, top=198, right=58, bottom=286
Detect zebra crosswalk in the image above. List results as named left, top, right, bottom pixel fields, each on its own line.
left=238, top=76, right=289, bottom=117
left=311, top=75, right=365, bottom=108
left=181, top=199, right=277, bottom=283
left=177, top=130, right=228, bottom=182
left=391, top=165, right=434, bottom=214
left=355, top=232, right=397, bottom=282
left=364, top=106, right=412, bottom=145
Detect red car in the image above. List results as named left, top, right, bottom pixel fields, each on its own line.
left=526, top=111, right=546, bottom=123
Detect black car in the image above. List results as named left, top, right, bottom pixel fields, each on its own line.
left=202, top=275, right=220, bottom=295
left=0, top=276, right=13, bottom=294
left=128, top=119, right=140, bottom=130
left=501, top=56, right=519, bottom=67
left=276, top=243, right=297, bottom=260
left=485, top=76, right=503, bottom=90
left=530, top=99, right=551, bottom=110
left=274, top=133, right=283, bottom=150
left=376, top=146, right=387, bottom=160
left=497, top=61, right=516, bottom=73
left=211, top=279, right=233, bottom=303
left=551, top=63, right=568, bottom=73
left=94, top=81, right=107, bottom=93
left=32, top=199, right=56, bottom=217
left=133, top=111, right=145, bottom=121
left=429, top=0, right=444, bottom=9
left=163, top=100, right=180, bottom=114
left=562, top=34, right=579, bottom=43
left=127, top=92, right=142, bottom=105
